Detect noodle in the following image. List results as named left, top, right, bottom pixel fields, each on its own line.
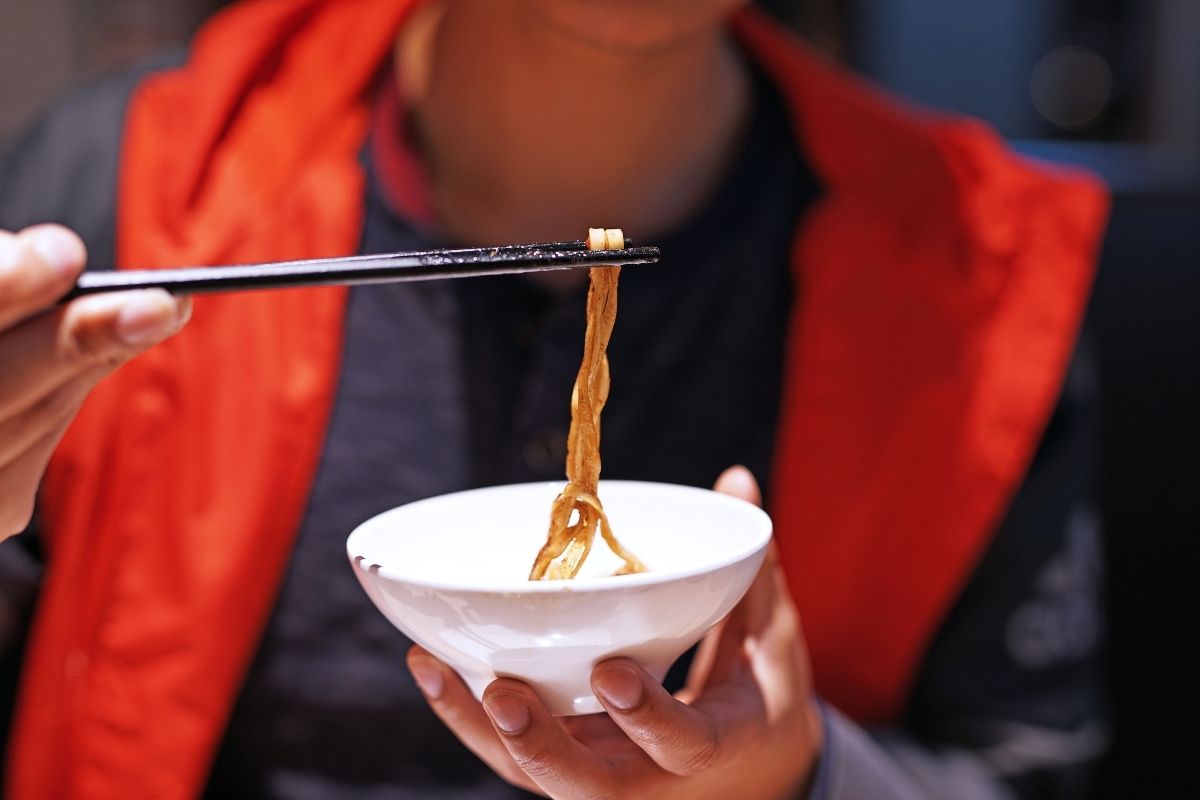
left=528, top=228, right=647, bottom=580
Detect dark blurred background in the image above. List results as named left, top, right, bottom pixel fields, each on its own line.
left=2, top=1, right=1197, bottom=797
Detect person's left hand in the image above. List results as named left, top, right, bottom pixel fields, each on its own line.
left=406, top=466, right=824, bottom=799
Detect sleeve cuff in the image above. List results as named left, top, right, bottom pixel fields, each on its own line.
left=803, top=702, right=934, bottom=800
left=801, top=699, right=834, bottom=800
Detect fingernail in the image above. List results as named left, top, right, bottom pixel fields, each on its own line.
left=408, top=656, right=444, bottom=700
left=593, top=664, right=644, bottom=712
left=484, top=692, right=530, bottom=735
left=31, top=228, right=84, bottom=280
left=116, top=292, right=177, bottom=346
left=177, top=296, right=194, bottom=326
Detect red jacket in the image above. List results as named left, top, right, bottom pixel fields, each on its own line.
left=9, top=1, right=1108, bottom=797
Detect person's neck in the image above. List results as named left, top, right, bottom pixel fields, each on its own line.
left=402, top=0, right=750, bottom=246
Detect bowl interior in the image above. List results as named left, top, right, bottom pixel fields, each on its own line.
left=347, top=480, right=771, bottom=591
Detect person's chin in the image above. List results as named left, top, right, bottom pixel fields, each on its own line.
left=523, top=0, right=748, bottom=53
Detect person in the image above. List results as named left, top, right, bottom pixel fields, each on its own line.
left=0, top=0, right=1109, bottom=797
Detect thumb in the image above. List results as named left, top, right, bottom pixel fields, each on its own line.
left=713, top=465, right=762, bottom=507
left=684, top=466, right=766, bottom=691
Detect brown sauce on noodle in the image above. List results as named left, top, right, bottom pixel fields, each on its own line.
left=528, top=228, right=647, bottom=580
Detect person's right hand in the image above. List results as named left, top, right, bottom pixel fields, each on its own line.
left=0, top=225, right=191, bottom=540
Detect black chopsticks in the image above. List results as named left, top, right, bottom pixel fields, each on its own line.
left=62, top=239, right=659, bottom=301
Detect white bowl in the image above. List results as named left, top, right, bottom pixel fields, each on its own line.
left=347, top=480, right=772, bottom=715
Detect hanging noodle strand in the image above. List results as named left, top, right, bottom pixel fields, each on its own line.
left=528, top=228, right=647, bottom=580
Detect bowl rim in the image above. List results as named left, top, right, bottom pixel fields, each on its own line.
left=346, top=479, right=773, bottom=594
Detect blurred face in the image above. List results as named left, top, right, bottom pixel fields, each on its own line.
left=522, top=0, right=751, bottom=51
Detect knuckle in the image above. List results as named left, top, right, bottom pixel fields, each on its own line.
left=672, top=733, right=721, bottom=775
left=511, top=745, right=561, bottom=784
left=508, top=746, right=618, bottom=799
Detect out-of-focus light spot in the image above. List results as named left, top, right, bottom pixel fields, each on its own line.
left=1031, top=45, right=1114, bottom=130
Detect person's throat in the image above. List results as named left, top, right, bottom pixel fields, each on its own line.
left=398, top=0, right=751, bottom=248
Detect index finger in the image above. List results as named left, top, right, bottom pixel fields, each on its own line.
left=591, top=658, right=726, bottom=776
left=0, top=227, right=86, bottom=331
left=481, top=678, right=622, bottom=799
